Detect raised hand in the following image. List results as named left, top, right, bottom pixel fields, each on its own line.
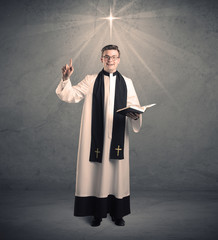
left=62, top=59, right=74, bottom=80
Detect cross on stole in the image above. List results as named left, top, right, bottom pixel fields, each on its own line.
left=115, top=145, right=122, bottom=156
left=95, top=148, right=100, bottom=159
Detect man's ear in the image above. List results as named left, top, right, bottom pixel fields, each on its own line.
left=101, top=57, right=103, bottom=63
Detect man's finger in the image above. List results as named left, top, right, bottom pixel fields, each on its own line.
left=69, top=58, right=72, bottom=66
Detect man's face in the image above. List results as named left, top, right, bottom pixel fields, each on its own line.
left=101, top=49, right=120, bottom=73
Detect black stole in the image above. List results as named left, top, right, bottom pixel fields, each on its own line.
left=89, top=69, right=127, bottom=163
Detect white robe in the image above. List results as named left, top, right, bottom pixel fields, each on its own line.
left=56, top=73, right=142, bottom=201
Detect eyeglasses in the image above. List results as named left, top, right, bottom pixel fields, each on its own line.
left=102, top=55, right=119, bottom=61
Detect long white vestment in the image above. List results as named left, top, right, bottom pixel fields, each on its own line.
left=56, top=72, right=142, bottom=217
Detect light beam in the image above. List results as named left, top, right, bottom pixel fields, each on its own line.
left=101, top=7, right=120, bottom=40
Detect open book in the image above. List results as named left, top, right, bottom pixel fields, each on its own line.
left=117, top=103, right=156, bottom=116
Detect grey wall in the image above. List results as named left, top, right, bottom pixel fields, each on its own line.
left=0, top=0, right=218, bottom=191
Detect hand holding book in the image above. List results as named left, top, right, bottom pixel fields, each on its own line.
left=126, top=112, right=140, bottom=120
left=117, top=103, right=156, bottom=117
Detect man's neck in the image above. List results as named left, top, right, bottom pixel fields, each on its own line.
left=102, top=69, right=117, bottom=77
left=103, top=68, right=117, bottom=74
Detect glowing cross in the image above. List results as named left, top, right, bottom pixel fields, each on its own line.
left=95, top=148, right=100, bottom=159
left=115, top=145, right=122, bottom=157
left=102, top=8, right=120, bottom=39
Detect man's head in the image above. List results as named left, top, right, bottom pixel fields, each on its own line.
left=101, top=45, right=120, bottom=73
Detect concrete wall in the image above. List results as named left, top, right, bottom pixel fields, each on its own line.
left=0, top=0, right=218, bottom=191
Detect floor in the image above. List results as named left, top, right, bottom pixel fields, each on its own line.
left=1, top=190, right=218, bottom=240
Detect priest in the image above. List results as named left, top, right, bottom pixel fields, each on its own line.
left=56, top=45, right=142, bottom=227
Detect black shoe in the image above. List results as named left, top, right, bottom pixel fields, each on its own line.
left=112, top=217, right=125, bottom=226
left=91, top=217, right=102, bottom=227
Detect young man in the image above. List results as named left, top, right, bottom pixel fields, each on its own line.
left=56, top=45, right=142, bottom=227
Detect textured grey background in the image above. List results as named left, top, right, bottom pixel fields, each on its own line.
left=0, top=0, right=218, bottom=191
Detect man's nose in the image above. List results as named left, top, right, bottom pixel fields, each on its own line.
left=107, top=57, right=113, bottom=62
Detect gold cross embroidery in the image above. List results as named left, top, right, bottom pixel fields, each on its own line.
left=115, top=145, right=122, bottom=157
left=95, top=148, right=100, bottom=159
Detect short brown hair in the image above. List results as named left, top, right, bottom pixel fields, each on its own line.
left=101, top=45, right=120, bottom=57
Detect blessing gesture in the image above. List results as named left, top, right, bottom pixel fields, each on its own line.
left=62, top=59, right=74, bottom=80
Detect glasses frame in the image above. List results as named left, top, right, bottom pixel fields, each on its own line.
left=102, top=55, right=120, bottom=61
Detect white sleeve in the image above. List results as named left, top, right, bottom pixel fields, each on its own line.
left=55, top=75, right=93, bottom=103
left=126, top=79, right=142, bottom=133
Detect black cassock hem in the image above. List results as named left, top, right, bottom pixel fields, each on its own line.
left=74, top=195, right=130, bottom=219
